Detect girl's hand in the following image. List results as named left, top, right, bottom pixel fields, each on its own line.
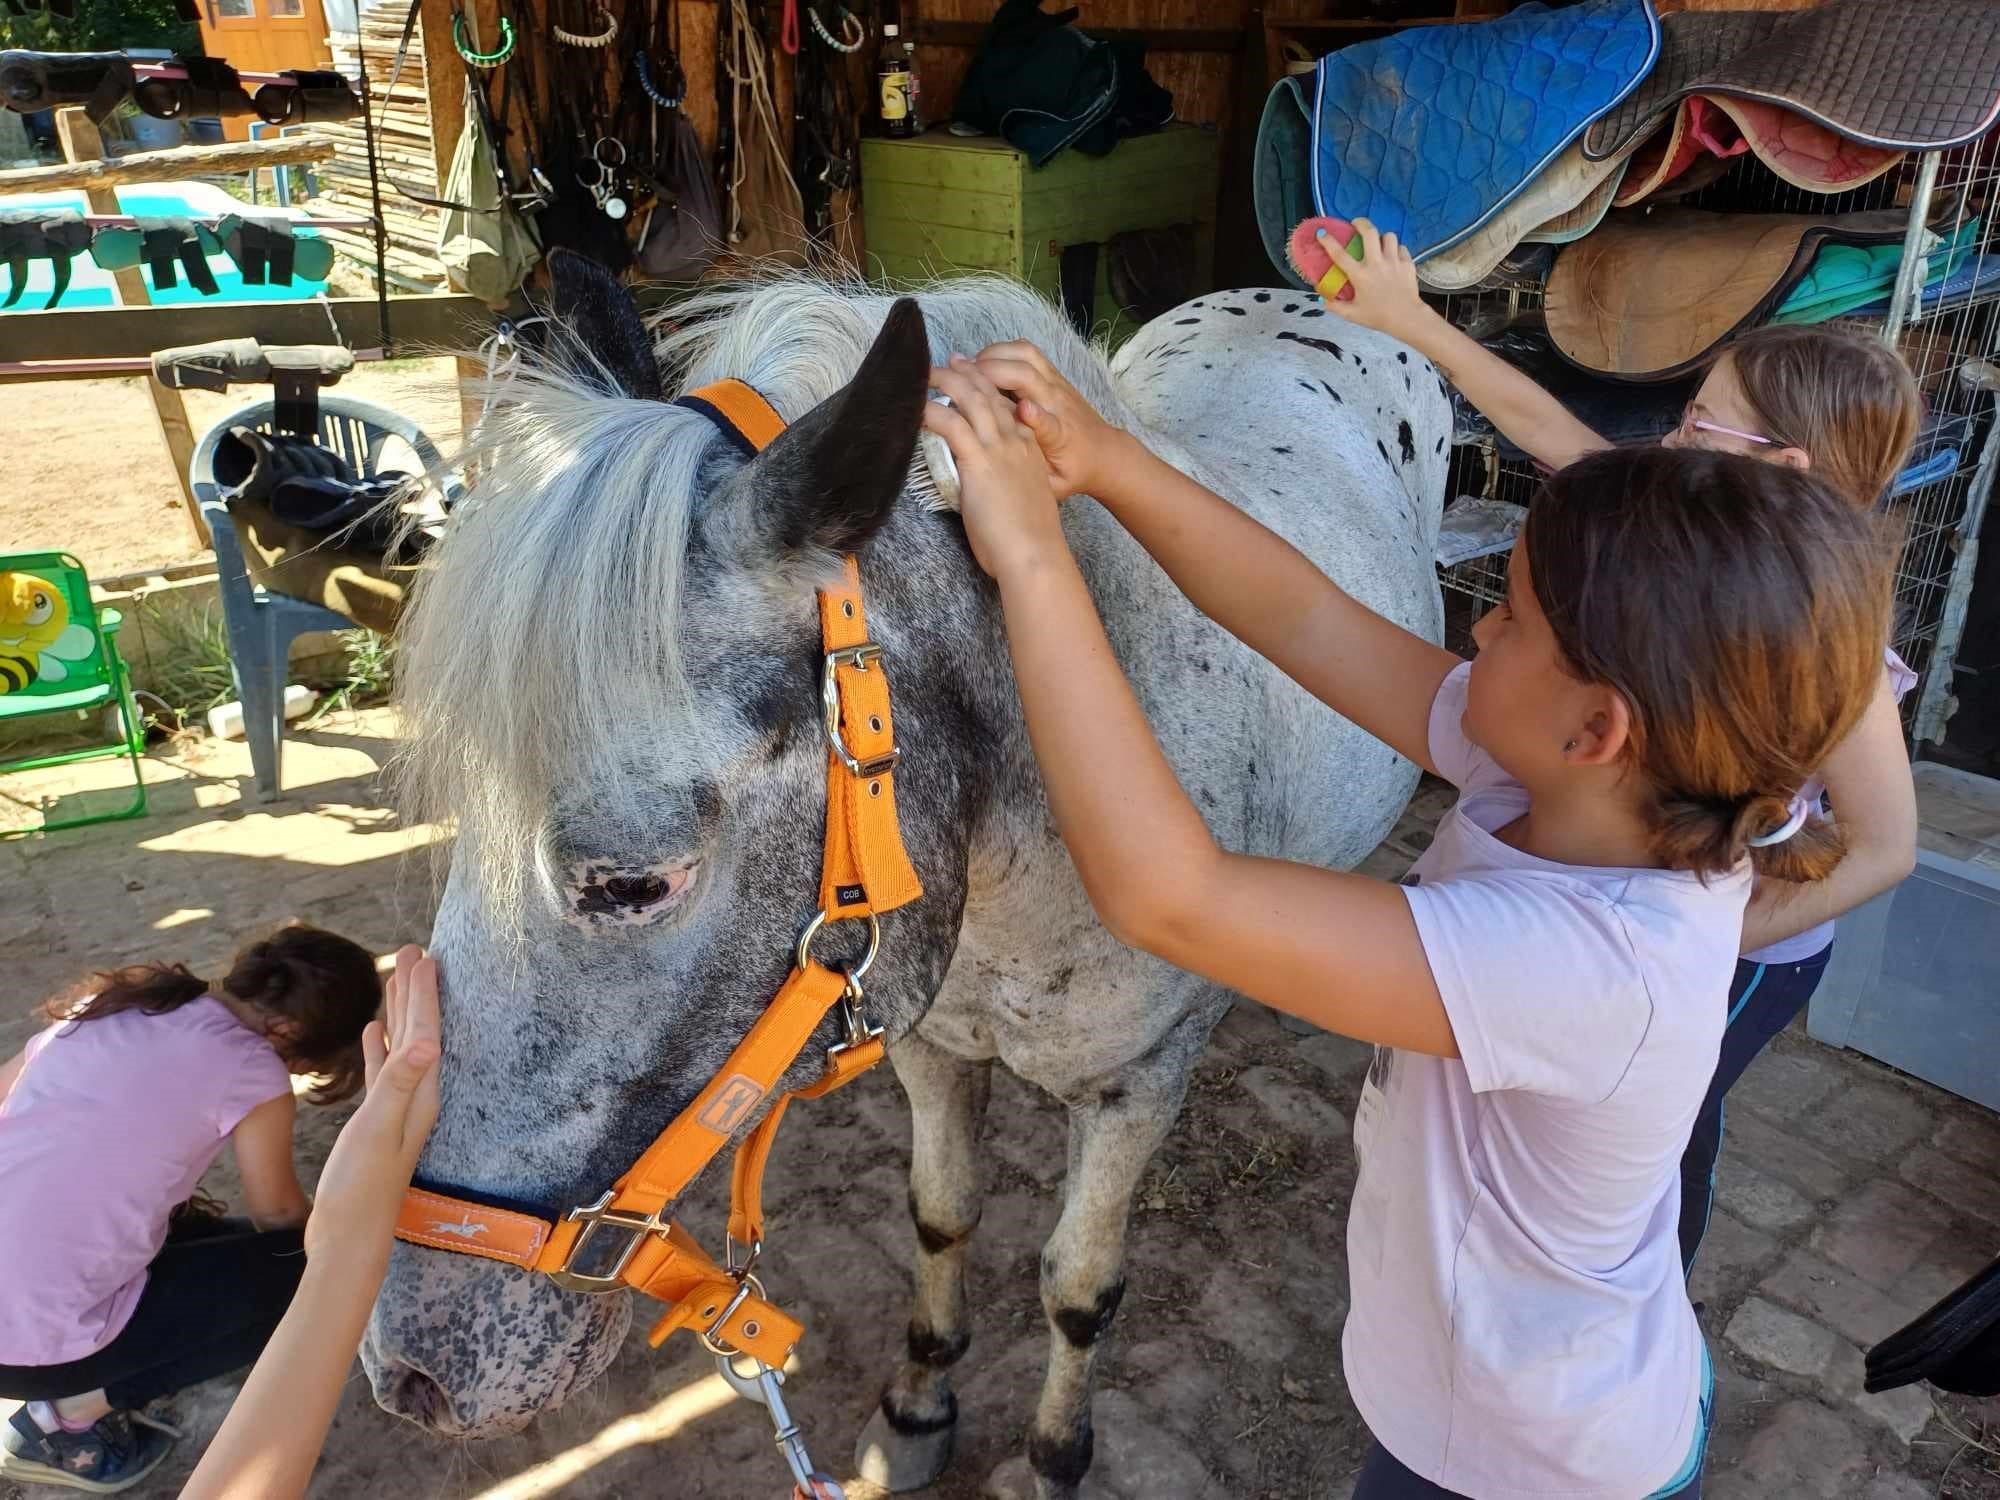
left=303, top=945, right=441, bottom=1271
left=926, top=354, right=1069, bottom=582
left=1325, top=219, right=1428, bottom=339
left=969, top=340, right=1125, bottom=501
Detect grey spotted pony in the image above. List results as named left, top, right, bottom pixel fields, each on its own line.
left=361, top=259, right=1450, bottom=1500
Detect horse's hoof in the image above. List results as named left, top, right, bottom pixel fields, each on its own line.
left=855, top=1401, right=956, bottom=1492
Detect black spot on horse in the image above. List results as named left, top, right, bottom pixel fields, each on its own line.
left=1396, top=419, right=1416, bottom=465
left=1298, top=379, right=1316, bottom=392
left=1396, top=351, right=1408, bottom=364
left=1174, top=317, right=1200, bottom=326
left=1277, top=330, right=1345, bottom=361
left=1376, top=438, right=1394, bottom=467
left=1435, top=436, right=1445, bottom=454
left=1272, top=445, right=1292, bottom=455
left=1284, top=302, right=1299, bottom=313
left=1203, top=363, right=1214, bottom=370
left=1302, top=308, right=1326, bottom=318
left=1320, top=381, right=1343, bottom=403
left=1221, top=305, right=1247, bottom=316
left=1052, top=1280, right=1126, bottom=1350
left=1405, top=374, right=1413, bottom=394
left=1254, top=291, right=1271, bottom=303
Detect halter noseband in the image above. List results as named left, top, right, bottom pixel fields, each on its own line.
left=394, top=380, right=923, bottom=1384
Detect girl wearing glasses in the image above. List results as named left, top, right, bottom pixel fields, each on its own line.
left=1324, top=219, right=1923, bottom=1276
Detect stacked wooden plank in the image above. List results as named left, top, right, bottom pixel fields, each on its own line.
left=308, top=0, right=448, bottom=288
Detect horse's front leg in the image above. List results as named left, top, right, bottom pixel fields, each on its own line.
left=1023, top=1057, right=1189, bottom=1500
left=856, top=1030, right=992, bottom=1491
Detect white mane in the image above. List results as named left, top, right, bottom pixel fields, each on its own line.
left=392, top=273, right=1116, bottom=919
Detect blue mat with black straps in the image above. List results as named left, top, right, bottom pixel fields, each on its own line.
left=1309, top=0, right=1660, bottom=264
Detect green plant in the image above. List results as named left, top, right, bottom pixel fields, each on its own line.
left=141, top=601, right=237, bottom=734
left=303, top=628, right=398, bottom=722
left=0, top=0, right=198, bottom=58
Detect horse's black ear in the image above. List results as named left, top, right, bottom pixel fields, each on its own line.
left=751, top=297, right=930, bottom=556
left=546, top=248, right=662, bottom=401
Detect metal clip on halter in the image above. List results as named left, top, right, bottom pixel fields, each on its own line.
left=714, top=1351, right=846, bottom=1499
left=821, top=643, right=902, bottom=777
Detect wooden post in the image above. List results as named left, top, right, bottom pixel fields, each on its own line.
left=54, top=107, right=212, bottom=552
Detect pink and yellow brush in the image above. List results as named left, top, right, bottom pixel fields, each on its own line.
left=1286, top=215, right=1366, bottom=301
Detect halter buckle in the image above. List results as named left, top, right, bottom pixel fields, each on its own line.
left=821, top=643, right=904, bottom=778
left=550, top=1190, right=667, bottom=1292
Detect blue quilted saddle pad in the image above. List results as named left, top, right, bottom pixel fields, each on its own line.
left=1311, top=0, right=1660, bottom=263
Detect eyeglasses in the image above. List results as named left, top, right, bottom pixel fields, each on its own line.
left=1679, top=403, right=1774, bottom=447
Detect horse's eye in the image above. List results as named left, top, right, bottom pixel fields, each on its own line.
left=605, top=874, right=670, bottom=908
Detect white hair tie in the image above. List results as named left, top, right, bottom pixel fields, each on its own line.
left=1748, top=795, right=1812, bottom=848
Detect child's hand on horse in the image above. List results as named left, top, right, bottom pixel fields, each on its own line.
left=303, top=945, right=441, bottom=1273
left=926, top=355, right=1069, bottom=582
left=1325, top=219, right=1428, bottom=339
left=967, top=341, right=1124, bottom=501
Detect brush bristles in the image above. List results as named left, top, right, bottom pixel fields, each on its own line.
left=910, top=429, right=961, bottom=513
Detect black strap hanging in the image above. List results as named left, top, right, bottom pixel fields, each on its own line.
left=1, top=50, right=136, bottom=124
left=137, top=217, right=221, bottom=297
left=0, top=210, right=91, bottom=310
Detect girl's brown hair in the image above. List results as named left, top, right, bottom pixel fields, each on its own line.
left=1724, top=324, right=1922, bottom=508
left=1527, top=447, right=1894, bottom=883
left=47, top=924, right=381, bottom=1103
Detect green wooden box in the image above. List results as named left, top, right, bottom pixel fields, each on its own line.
left=861, top=125, right=1221, bottom=345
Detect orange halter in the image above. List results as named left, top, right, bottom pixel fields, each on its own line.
left=394, top=380, right=923, bottom=1385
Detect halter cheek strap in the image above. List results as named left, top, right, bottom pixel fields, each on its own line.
left=394, top=379, right=922, bottom=1373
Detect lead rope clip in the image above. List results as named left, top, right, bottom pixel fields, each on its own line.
left=714, top=1351, right=846, bottom=1499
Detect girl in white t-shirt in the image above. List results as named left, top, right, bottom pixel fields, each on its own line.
left=1322, top=229, right=1925, bottom=1275
left=922, top=350, right=1894, bottom=1500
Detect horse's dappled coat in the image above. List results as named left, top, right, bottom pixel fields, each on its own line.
left=364, top=269, right=1449, bottom=1500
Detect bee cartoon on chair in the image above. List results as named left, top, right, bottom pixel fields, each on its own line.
left=0, top=571, right=94, bottom=695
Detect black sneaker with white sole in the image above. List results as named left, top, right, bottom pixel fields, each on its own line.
left=1, top=1406, right=174, bottom=1493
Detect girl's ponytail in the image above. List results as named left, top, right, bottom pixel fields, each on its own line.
left=1528, top=448, right=1894, bottom=883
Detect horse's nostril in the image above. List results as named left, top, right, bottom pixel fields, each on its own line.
left=383, top=1365, right=450, bottom=1429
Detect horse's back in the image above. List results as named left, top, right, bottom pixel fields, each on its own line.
left=1109, top=290, right=1452, bottom=869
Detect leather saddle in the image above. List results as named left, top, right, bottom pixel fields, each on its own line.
left=1544, top=206, right=1927, bottom=383
left=1588, top=0, right=2000, bottom=166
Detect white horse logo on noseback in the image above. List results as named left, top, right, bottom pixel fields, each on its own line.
left=429, top=1217, right=490, bottom=1240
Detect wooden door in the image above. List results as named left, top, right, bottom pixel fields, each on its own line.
left=197, top=0, right=333, bottom=140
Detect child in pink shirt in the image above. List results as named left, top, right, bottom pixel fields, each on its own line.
left=0, top=924, right=380, bottom=1492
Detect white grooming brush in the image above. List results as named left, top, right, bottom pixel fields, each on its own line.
left=909, top=395, right=962, bottom=512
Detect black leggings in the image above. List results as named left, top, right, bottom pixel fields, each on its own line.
left=0, top=1219, right=304, bottom=1408
left=1678, top=944, right=1835, bottom=1275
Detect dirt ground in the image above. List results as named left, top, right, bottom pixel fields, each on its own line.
left=1, top=361, right=466, bottom=578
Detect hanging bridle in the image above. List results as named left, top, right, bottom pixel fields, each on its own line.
left=393, top=379, right=922, bottom=1494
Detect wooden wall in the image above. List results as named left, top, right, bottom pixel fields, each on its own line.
left=412, top=0, right=1675, bottom=290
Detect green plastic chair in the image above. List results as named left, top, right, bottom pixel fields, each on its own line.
left=0, top=551, right=147, bottom=836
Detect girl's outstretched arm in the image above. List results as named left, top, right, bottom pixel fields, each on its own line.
left=965, top=347, right=1460, bottom=774
left=181, top=948, right=441, bottom=1500
left=927, top=361, right=1457, bottom=1058
left=1326, top=219, right=1606, bottom=471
